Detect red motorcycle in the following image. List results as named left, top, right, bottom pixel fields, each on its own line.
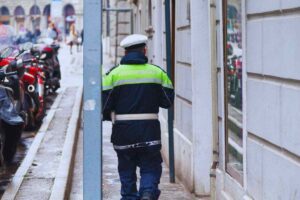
left=21, top=51, right=46, bottom=130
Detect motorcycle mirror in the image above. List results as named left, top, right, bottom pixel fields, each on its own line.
left=9, top=59, right=24, bottom=73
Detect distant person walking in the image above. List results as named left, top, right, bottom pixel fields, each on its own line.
left=47, top=22, right=58, bottom=40
left=80, top=29, right=84, bottom=45
left=67, top=23, right=78, bottom=54
left=78, top=29, right=84, bottom=51
left=32, top=26, right=41, bottom=43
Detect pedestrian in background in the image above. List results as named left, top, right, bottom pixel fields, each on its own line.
left=102, top=34, right=174, bottom=200
left=47, top=22, right=57, bottom=40
left=67, top=23, right=78, bottom=54
left=80, top=29, right=84, bottom=45
left=32, top=26, right=41, bottom=43
left=25, top=28, right=33, bottom=42
left=78, top=29, right=84, bottom=51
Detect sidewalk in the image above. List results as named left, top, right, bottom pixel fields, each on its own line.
left=102, top=122, right=195, bottom=200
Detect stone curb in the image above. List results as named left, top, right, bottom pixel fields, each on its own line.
left=1, top=89, right=66, bottom=200
left=49, top=86, right=83, bottom=200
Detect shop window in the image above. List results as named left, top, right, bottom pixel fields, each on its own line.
left=223, top=0, right=243, bottom=185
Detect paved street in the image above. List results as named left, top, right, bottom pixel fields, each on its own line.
left=58, top=44, right=83, bottom=88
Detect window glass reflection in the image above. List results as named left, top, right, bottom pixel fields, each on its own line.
left=226, top=0, right=243, bottom=183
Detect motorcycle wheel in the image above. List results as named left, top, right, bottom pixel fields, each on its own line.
left=35, top=99, right=45, bottom=127
left=53, top=66, right=61, bottom=80
left=24, top=93, right=38, bottom=131
left=25, top=110, right=36, bottom=131
left=51, top=78, right=60, bottom=93
left=1, top=121, right=22, bottom=163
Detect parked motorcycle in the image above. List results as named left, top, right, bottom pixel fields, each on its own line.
left=21, top=51, right=46, bottom=130
left=0, top=38, right=62, bottom=164
left=0, top=46, right=27, bottom=165
left=35, top=38, right=61, bottom=94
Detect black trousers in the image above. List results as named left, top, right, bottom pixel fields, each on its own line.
left=116, top=147, right=162, bottom=200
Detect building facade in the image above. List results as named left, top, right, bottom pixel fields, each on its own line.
left=104, top=0, right=300, bottom=199
left=102, top=0, right=132, bottom=65
left=0, top=0, right=83, bottom=35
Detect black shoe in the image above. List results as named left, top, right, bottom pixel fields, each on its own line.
left=140, top=191, right=154, bottom=200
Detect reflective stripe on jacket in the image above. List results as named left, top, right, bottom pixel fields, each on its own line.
left=102, top=64, right=173, bottom=91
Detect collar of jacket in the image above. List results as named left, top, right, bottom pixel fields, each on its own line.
left=120, top=51, right=148, bottom=64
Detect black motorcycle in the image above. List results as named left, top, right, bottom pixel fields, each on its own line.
left=0, top=63, right=23, bottom=165
left=0, top=44, right=33, bottom=165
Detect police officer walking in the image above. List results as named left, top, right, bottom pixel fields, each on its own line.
left=102, top=34, right=174, bottom=200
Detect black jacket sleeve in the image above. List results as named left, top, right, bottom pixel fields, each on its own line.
left=159, top=72, right=174, bottom=108
left=160, top=87, right=174, bottom=108
left=102, top=89, right=113, bottom=121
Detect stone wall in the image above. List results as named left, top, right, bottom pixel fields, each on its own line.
left=216, top=0, right=300, bottom=199
left=245, top=1, right=300, bottom=199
